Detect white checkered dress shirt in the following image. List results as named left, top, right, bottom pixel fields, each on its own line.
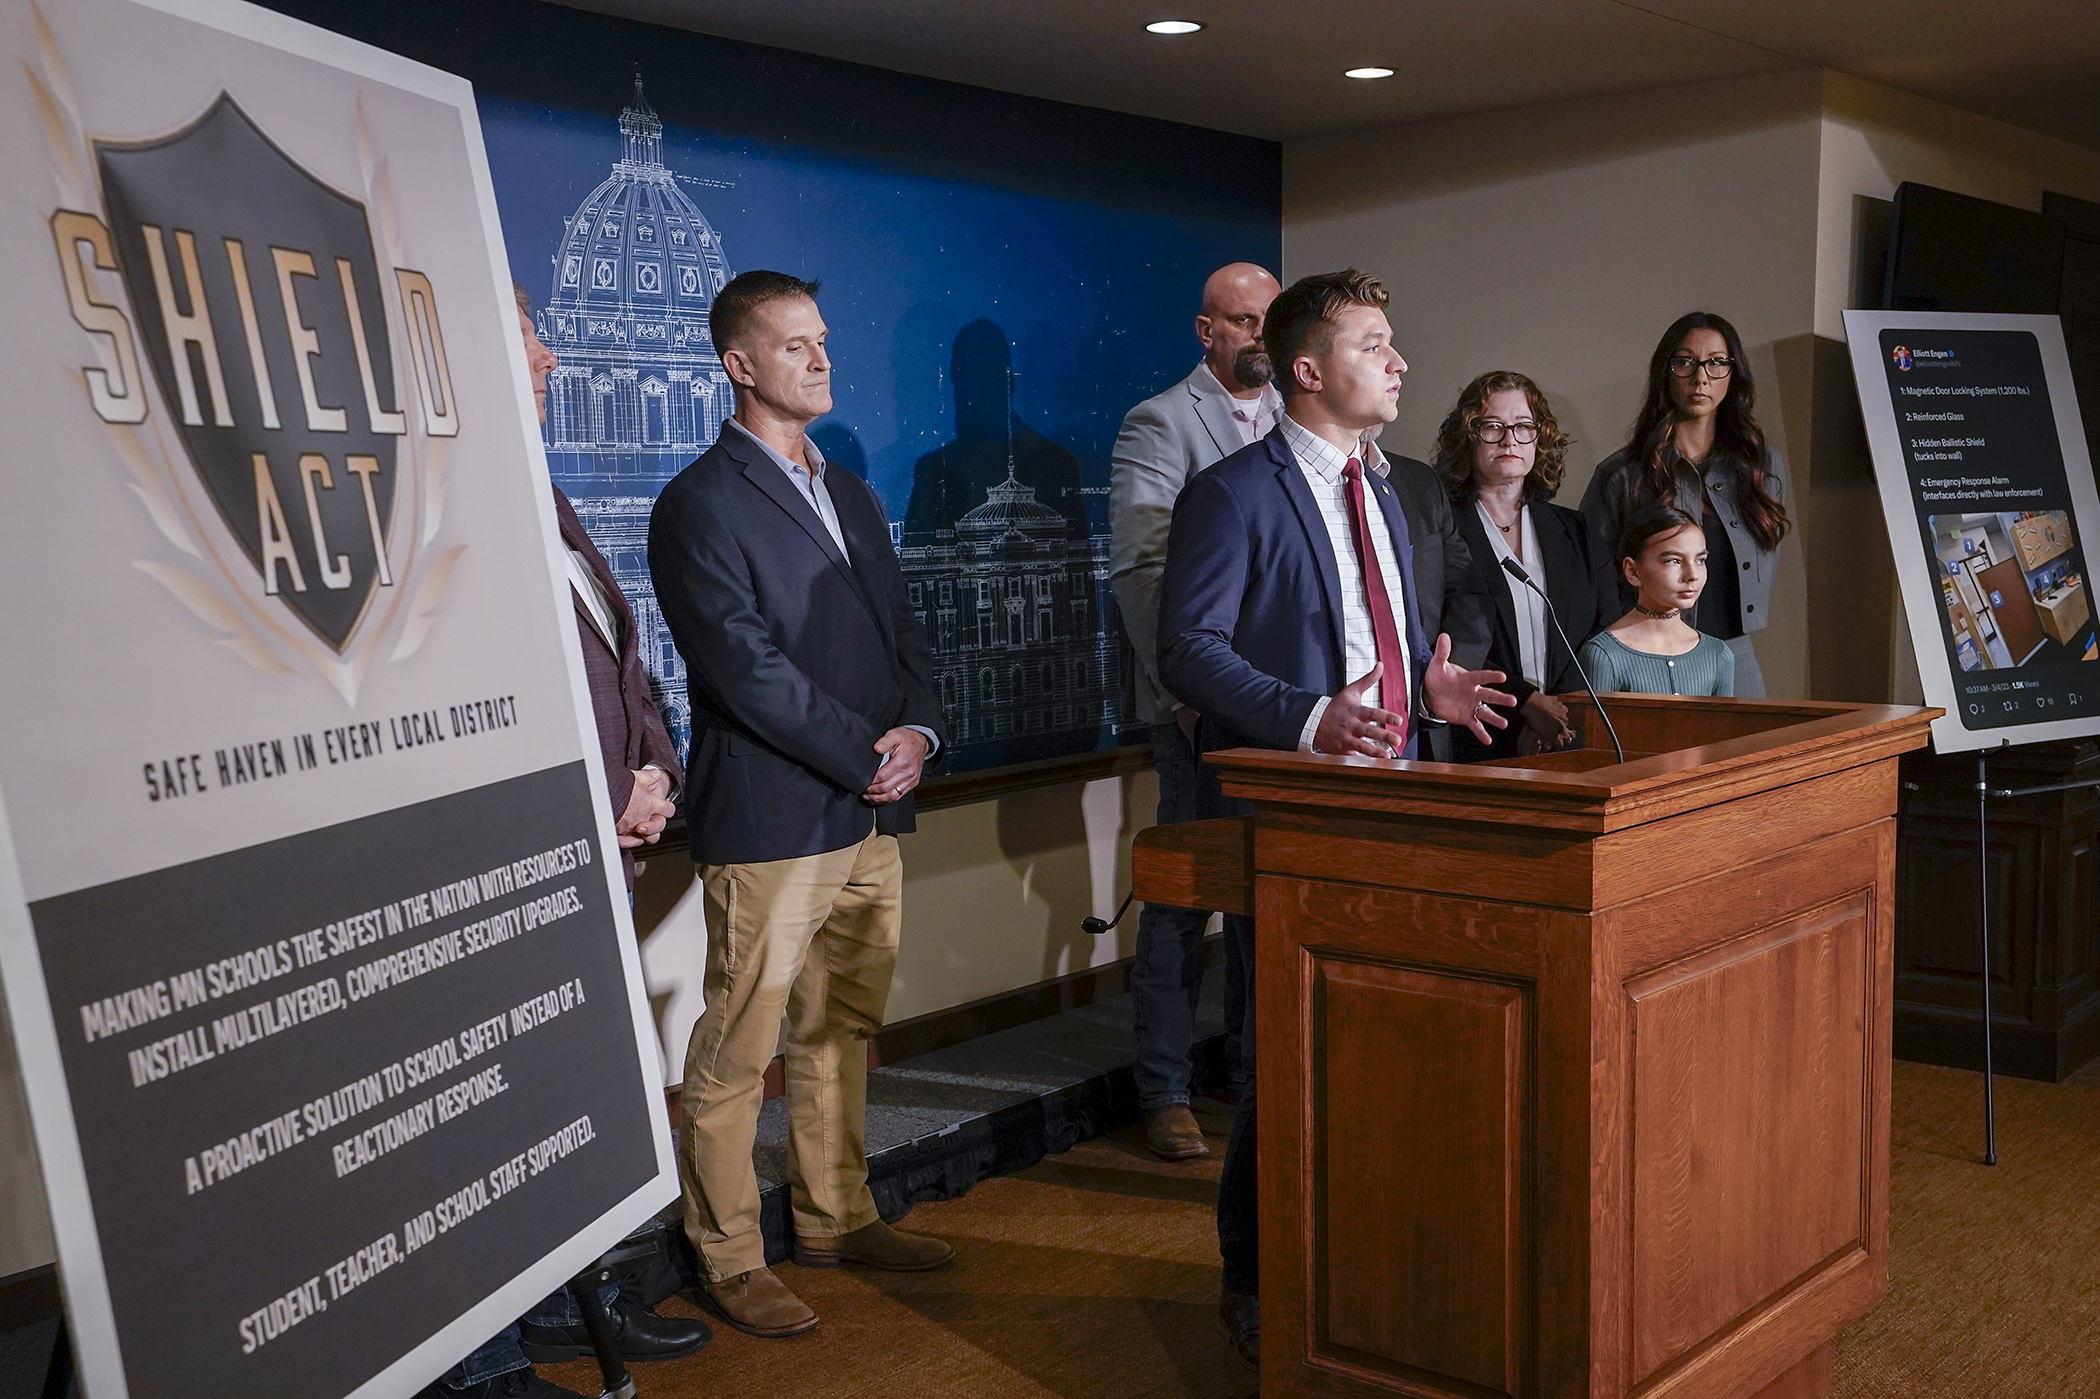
left=1279, top=415, right=1413, bottom=752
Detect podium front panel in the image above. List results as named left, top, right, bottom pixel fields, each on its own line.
left=1227, top=711, right=1921, bottom=1399
left=1311, top=955, right=1530, bottom=1395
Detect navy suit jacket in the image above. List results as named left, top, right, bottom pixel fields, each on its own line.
left=1157, top=428, right=1494, bottom=762
left=648, top=429, right=947, bottom=865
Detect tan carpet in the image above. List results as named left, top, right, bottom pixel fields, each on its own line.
left=543, top=1097, right=1252, bottom=1399
left=550, top=1063, right=2099, bottom=1399
left=1831, top=1057, right=2100, bottom=1398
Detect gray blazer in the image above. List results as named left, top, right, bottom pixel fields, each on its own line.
left=1110, top=364, right=1274, bottom=722
left=1579, top=445, right=1787, bottom=637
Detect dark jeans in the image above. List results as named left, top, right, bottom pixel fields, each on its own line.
left=1131, top=723, right=1249, bottom=1111
left=439, top=1284, right=616, bottom=1390
left=1216, top=910, right=1259, bottom=1295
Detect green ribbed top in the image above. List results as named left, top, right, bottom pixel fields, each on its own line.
left=1576, top=630, right=1735, bottom=697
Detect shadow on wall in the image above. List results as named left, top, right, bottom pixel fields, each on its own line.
left=889, top=778, right=1142, bottom=1001
left=635, top=857, right=707, bottom=1084
left=904, top=319, right=1086, bottom=543
left=988, top=785, right=1094, bottom=985
left=881, top=301, right=965, bottom=499
left=810, top=423, right=869, bottom=481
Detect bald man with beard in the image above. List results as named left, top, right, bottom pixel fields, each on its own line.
left=1108, top=261, right=1281, bottom=1163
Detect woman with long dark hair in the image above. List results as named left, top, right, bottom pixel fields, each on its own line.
left=1433, top=371, right=1617, bottom=759
left=1580, top=312, right=1789, bottom=696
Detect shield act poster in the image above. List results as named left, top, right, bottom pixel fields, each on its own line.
left=0, top=2, right=675, bottom=1396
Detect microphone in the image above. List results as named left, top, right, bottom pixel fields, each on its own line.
left=1081, top=891, right=1135, bottom=936
left=1498, top=556, right=1624, bottom=765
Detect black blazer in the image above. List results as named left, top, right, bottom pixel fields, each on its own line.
left=1450, top=499, right=1618, bottom=761
left=1158, top=430, right=1494, bottom=764
left=648, top=428, right=947, bottom=865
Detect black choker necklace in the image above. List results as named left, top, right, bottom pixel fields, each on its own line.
left=1634, top=603, right=1680, bottom=619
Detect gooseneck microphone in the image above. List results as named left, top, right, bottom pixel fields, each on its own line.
left=1498, top=556, right=1625, bottom=765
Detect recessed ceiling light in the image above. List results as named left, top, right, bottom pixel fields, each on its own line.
left=1344, top=66, right=1396, bottom=80
left=1145, top=20, right=1205, bottom=35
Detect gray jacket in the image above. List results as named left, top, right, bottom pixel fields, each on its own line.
left=1579, top=445, right=1787, bottom=637
left=1110, top=365, right=1275, bottom=722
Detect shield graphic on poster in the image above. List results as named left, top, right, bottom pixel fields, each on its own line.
left=96, top=95, right=404, bottom=652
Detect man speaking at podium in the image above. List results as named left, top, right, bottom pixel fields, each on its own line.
left=1155, top=268, right=1511, bottom=1369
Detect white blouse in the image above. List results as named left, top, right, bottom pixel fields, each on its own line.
left=1474, top=499, right=1549, bottom=689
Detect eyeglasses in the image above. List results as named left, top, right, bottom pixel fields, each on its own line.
left=1474, top=419, right=1538, bottom=444
left=1667, top=354, right=1734, bottom=380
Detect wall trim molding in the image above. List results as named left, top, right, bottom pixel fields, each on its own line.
left=680, top=935, right=1229, bottom=1109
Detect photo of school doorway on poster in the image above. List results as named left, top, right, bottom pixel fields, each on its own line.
left=1928, top=510, right=2098, bottom=671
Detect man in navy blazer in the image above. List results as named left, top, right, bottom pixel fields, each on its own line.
left=648, top=272, right=951, bottom=1340
left=1156, top=268, right=1511, bottom=1370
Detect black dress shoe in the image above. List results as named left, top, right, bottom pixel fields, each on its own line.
left=518, top=1296, right=711, bottom=1363
left=417, top=1368, right=586, bottom=1398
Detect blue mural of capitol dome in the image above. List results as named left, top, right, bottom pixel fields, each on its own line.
left=538, top=77, right=735, bottom=484
left=956, top=468, right=1068, bottom=546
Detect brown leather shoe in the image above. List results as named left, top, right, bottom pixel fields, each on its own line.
left=696, top=1268, right=818, bottom=1338
left=1219, top=1288, right=1260, bottom=1373
left=1144, top=1104, right=1209, bottom=1160
left=795, top=1218, right=954, bottom=1271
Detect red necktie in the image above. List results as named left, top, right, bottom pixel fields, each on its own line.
left=1342, top=456, right=1409, bottom=753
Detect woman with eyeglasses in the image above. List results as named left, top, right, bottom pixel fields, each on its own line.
left=1580, top=312, right=1789, bottom=696
left=1433, top=371, right=1618, bottom=759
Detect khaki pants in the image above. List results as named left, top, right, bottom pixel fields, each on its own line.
left=680, top=830, right=901, bottom=1280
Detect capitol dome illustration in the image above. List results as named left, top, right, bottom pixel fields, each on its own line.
left=538, top=77, right=734, bottom=483
left=956, top=468, right=1068, bottom=546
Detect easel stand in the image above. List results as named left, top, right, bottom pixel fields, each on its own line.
left=1971, top=742, right=2100, bottom=1166
left=565, top=1234, right=663, bottom=1399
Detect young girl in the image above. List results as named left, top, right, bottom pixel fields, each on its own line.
left=1577, top=505, right=1736, bottom=696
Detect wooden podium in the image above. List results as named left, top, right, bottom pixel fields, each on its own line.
left=1131, top=696, right=1938, bottom=1399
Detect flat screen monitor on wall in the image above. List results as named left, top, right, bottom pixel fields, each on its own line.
left=1883, top=181, right=2066, bottom=315
left=2044, top=191, right=2100, bottom=460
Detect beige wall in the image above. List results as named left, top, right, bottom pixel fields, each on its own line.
left=1285, top=69, right=1825, bottom=698
left=1285, top=68, right=2100, bottom=706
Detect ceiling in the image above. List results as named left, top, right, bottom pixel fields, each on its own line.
left=558, top=0, right=2100, bottom=150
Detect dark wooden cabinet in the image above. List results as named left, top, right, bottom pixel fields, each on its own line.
left=1894, top=740, right=2100, bottom=1081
